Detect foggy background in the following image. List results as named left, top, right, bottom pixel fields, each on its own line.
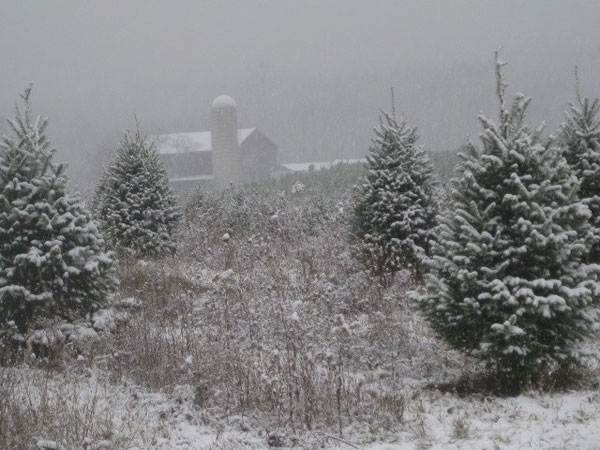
left=1, top=0, right=599, bottom=189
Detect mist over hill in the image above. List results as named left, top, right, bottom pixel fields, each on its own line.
left=1, top=0, right=599, bottom=188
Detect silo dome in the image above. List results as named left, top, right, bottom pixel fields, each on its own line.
left=212, top=94, right=236, bottom=110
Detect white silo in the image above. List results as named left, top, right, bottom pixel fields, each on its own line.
left=211, top=95, right=242, bottom=189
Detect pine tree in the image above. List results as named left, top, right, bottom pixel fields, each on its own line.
left=94, top=129, right=180, bottom=257
left=417, top=54, right=600, bottom=389
left=351, top=106, right=438, bottom=279
left=560, top=78, right=600, bottom=262
left=0, top=88, right=118, bottom=338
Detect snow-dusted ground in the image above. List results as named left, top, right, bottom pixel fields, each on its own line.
left=5, top=168, right=600, bottom=449
left=5, top=366, right=599, bottom=450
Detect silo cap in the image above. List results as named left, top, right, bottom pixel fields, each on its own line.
left=212, top=95, right=236, bottom=109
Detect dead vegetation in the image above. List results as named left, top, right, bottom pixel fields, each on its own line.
left=2, top=164, right=598, bottom=448
left=100, top=164, right=466, bottom=432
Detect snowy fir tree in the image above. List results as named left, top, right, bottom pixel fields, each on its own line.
left=351, top=103, right=438, bottom=280
left=560, top=80, right=600, bottom=262
left=94, top=129, right=180, bottom=257
left=417, top=55, right=600, bottom=389
left=0, top=88, right=118, bottom=338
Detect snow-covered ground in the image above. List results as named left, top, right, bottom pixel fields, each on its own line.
left=4, top=366, right=599, bottom=450
left=4, top=167, right=600, bottom=450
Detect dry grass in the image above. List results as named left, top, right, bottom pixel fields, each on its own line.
left=94, top=166, right=466, bottom=434
left=2, top=165, right=599, bottom=448
left=0, top=166, right=484, bottom=447
left=0, top=368, right=146, bottom=449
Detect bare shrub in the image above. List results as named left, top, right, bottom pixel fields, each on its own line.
left=102, top=165, right=466, bottom=434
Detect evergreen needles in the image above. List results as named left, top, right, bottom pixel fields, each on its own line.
left=94, top=129, right=180, bottom=257
left=351, top=111, right=438, bottom=281
left=0, top=88, right=118, bottom=339
left=416, top=54, right=600, bottom=389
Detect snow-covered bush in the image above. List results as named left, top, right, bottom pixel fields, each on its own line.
left=417, top=55, right=600, bottom=389
left=94, top=129, right=180, bottom=257
left=0, top=88, right=118, bottom=344
left=351, top=111, right=438, bottom=279
left=560, top=89, right=600, bottom=262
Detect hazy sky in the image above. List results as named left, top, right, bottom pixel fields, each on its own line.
left=1, top=1, right=599, bottom=187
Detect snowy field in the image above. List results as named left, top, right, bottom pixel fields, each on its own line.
left=2, top=165, right=600, bottom=449
left=4, top=367, right=600, bottom=449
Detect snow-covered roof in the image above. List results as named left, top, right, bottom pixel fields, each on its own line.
left=169, top=174, right=214, bottom=182
left=281, top=162, right=333, bottom=172
left=153, top=128, right=256, bottom=155
left=281, top=158, right=366, bottom=172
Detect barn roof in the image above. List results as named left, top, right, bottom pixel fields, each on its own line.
left=153, top=128, right=256, bottom=155
left=169, top=174, right=214, bottom=182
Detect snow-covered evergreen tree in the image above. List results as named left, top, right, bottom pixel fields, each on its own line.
left=560, top=84, right=600, bottom=262
left=0, top=88, right=118, bottom=337
left=417, top=55, right=600, bottom=388
left=351, top=109, right=438, bottom=279
left=94, top=129, right=180, bottom=256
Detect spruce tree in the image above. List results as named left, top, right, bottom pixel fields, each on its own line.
left=417, top=55, right=600, bottom=389
left=351, top=107, right=438, bottom=279
left=560, top=81, right=600, bottom=262
left=0, top=88, right=118, bottom=338
left=94, top=129, right=180, bottom=257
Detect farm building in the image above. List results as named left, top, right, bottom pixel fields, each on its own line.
left=153, top=95, right=279, bottom=193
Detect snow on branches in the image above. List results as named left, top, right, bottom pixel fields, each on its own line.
left=351, top=109, right=438, bottom=280
left=94, top=129, right=180, bottom=257
left=417, top=54, right=600, bottom=388
left=0, top=88, right=117, bottom=339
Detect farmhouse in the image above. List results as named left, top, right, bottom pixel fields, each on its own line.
left=153, top=95, right=278, bottom=193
